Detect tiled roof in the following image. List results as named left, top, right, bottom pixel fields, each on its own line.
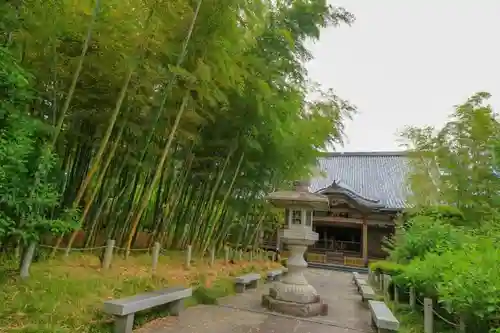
left=310, top=152, right=411, bottom=210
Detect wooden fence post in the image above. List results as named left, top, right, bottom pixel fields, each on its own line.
left=249, top=250, right=253, bottom=262
left=185, top=245, right=192, bottom=269
left=459, top=316, right=466, bottom=333
left=102, top=239, right=115, bottom=269
left=409, top=287, right=416, bottom=310
left=272, top=252, right=276, bottom=262
left=210, top=246, right=215, bottom=266
left=151, top=242, right=160, bottom=272
left=393, top=284, right=399, bottom=311
left=224, top=246, right=229, bottom=264
left=382, top=274, right=391, bottom=300
left=20, top=242, right=37, bottom=279
left=424, top=298, right=433, bottom=333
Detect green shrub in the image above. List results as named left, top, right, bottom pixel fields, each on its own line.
left=396, top=253, right=448, bottom=297
left=192, top=278, right=235, bottom=305
left=193, top=286, right=220, bottom=305
left=395, top=236, right=500, bottom=332
left=370, top=260, right=405, bottom=276
left=388, top=216, right=471, bottom=263
left=437, top=239, right=500, bottom=327
left=406, top=205, right=465, bottom=225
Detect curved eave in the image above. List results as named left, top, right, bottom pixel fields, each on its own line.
left=317, top=181, right=385, bottom=210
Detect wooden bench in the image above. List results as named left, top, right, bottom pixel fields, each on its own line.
left=360, top=285, right=376, bottom=302
left=368, top=300, right=400, bottom=332
left=266, top=269, right=283, bottom=282
left=234, top=273, right=261, bottom=293
left=103, top=286, right=192, bottom=333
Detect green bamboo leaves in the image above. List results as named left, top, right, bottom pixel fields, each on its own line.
left=0, top=0, right=354, bottom=254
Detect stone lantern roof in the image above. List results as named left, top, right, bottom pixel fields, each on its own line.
left=266, top=179, right=329, bottom=211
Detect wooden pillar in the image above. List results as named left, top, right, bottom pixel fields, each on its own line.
left=362, top=217, right=368, bottom=267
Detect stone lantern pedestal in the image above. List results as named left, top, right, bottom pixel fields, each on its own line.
left=261, top=181, right=329, bottom=317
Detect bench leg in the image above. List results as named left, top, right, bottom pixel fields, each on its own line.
left=249, top=279, right=259, bottom=289
left=114, top=314, right=134, bottom=333
left=235, top=283, right=245, bottom=293
left=168, top=299, right=184, bottom=316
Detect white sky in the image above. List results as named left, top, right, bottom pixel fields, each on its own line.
left=306, top=0, right=500, bottom=152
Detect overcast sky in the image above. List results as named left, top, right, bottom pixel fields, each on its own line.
left=306, top=1, right=500, bottom=152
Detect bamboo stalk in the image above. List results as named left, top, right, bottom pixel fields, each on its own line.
left=51, top=0, right=101, bottom=146
left=124, top=93, right=190, bottom=255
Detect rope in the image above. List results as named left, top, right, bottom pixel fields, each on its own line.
left=114, top=247, right=150, bottom=252
left=416, top=297, right=459, bottom=328
left=39, top=244, right=151, bottom=252
left=39, top=244, right=108, bottom=251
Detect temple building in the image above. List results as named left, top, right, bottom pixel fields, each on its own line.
left=268, top=151, right=410, bottom=267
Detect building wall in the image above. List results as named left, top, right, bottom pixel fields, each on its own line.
left=367, top=226, right=392, bottom=258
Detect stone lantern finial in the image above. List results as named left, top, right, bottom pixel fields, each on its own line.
left=293, top=179, right=310, bottom=193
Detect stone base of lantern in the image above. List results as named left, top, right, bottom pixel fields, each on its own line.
left=261, top=290, right=328, bottom=317
left=261, top=237, right=328, bottom=317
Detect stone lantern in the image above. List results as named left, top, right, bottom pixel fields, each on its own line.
left=262, top=180, right=329, bottom=317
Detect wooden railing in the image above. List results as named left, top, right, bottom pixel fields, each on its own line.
left=343, top=256, right=365, bottom=267
left=307, top=252, right=327, bottom=263
left=312, top=240, right=361, bottom=252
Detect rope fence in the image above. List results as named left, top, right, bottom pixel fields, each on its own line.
left=19, top=240, right=277, bottom=279
left=39, top=244, right=109, bottom=251
left=416, top=297, right=460, bottom=328
left=369, top=270, right=466, bottom=333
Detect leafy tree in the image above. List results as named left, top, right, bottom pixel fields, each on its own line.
left=0, top=0, right=356, bottom=256
left=0, top=47, right=78, bottom=250
left=401, top=92, right=500, bottom=224
left=389, top=92, right=500, bottom=331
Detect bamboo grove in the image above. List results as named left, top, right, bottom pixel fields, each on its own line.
left=0, top=0, right=355, bottom=256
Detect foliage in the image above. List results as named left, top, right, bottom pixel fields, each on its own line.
left=405, top=205, right=465, bottom=225
left=401, top=92, right=500, bottom=224
left=369, top=260, right=405, bottom=276
left=436, top=239, right=500, bottom=321
left=0, top=47, right=77, bottom=247
left=391, top=92, right=500, bottom=331
left=388, top=214, right=471, bottom=264
left=0, top=0, right=355, bottom=256
left=192, top=279, right=234, bottom=305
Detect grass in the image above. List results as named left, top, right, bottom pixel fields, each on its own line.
left=368, top=278, right=455, bottom=333
left=0, top=251, right=281, bottom=333
left=390, top=304, right=456, bottom=333
left=371, top=288, right=455, bottom=333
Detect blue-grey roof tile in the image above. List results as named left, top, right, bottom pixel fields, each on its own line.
left=310, top=152, right=411, bottom=210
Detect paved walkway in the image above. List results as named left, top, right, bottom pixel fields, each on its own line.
left=137, top=269, right=373, bottom=333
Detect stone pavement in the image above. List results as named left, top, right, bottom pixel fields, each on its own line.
left=136, top=269, right=373, bottom=333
